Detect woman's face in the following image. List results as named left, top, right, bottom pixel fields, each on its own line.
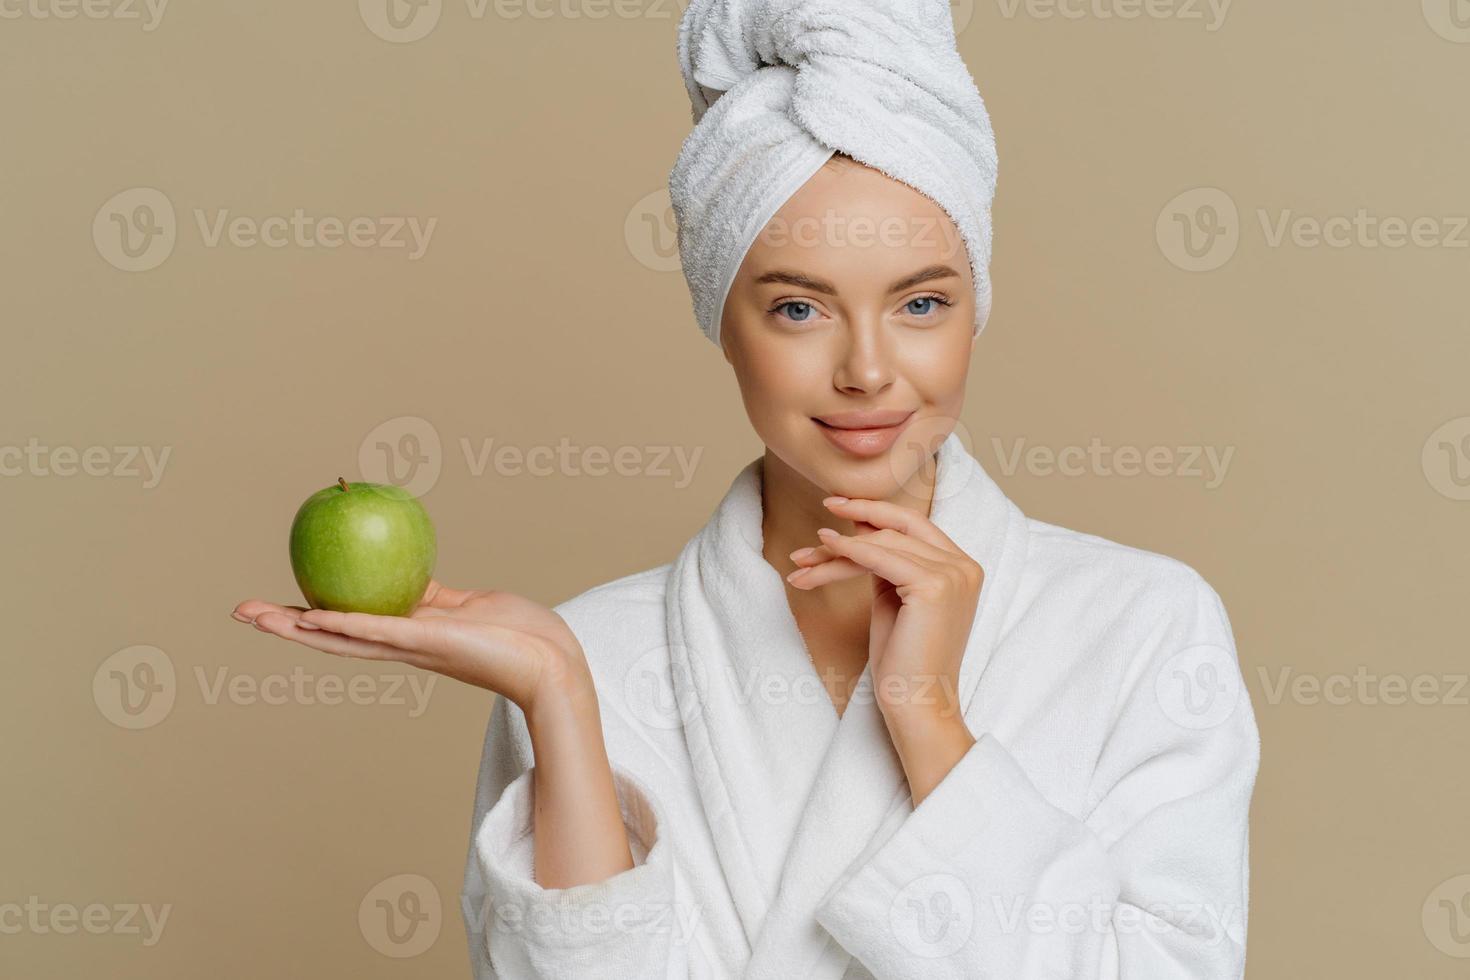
left=720, top=155, right=978, bottom=501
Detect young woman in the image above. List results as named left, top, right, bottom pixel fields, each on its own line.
left=234, top=2, right=1258, bottom=977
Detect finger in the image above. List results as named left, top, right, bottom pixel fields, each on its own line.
left=233, top=599, right=308, bottom=623
left=814, top=528, right=934, bottom=589
left=820, top=520, right=954, bottom=566
left=790, top=523, right=938, bottom=567
left=821, top=496, right=959, bottom=552
left=296, top=608, right=446, bottom=651
left=235, top=597, right=452, bottom=625
left=297, top=607, right=521, bottom=665
left=419, top=579, right=480, bottom=609
left=787, top=556, right=869, bottom=590
left=788, top=527, right=940, bottom=584
left=252, top=611, right=423, bottom=664
left=789, top=543, right=837, bottom=567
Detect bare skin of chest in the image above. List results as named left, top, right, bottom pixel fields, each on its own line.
left=788, top=590, right=871, bottom=718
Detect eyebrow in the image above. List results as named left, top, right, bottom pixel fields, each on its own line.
left=752, top=264, right=961, bottom=296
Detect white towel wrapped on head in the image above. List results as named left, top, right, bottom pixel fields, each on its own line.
left=669, top=0, right=999, bottom=348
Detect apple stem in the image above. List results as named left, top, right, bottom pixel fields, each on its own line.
left=337, top=477, right=350, bottom=492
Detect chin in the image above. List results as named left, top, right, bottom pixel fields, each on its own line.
left=804, top=445, right=911, bottom=500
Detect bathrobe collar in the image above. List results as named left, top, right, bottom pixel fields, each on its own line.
left=664, top=432, right=1031, bottom=978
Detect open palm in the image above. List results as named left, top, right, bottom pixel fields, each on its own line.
left=232, top=580, right=588, bottom=711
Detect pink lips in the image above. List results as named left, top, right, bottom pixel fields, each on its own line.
left=812, top=409, right=917, bottom=458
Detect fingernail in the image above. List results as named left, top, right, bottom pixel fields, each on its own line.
left=790, top=547, right=813, bottom=560
left=816, top=527, right=836, bottom=537
left=231, top=611, right=253, bottom=624
left=296, top=619, right=320, bottom=630
left=786, top=568, right=807, bottom=581
left=823, top=496, right=848, bottom=505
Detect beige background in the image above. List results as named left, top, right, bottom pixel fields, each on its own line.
left=3, top=1, right=1468, bottom=976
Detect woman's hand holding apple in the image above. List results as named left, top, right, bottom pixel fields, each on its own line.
left=232, top=582, right=595, bottom=720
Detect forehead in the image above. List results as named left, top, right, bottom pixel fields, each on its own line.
left=744, top=159, right=968, bottom=284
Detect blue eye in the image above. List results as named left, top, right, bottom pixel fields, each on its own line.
left=776, top=301, right=817, bottom=322
left=906, top=295, right=952, bottom=316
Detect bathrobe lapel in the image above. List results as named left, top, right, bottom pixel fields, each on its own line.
left=665, top=433, right=1030, bottom=978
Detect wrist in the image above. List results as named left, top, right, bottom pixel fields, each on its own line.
left=883, top=707, right=975, bottom=806
left=882, top=702, right=972, bottom=755
left=522, top=669, right=600, bottom=740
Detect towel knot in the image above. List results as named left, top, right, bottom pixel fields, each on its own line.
left=683, top=0, right=960, bottom=121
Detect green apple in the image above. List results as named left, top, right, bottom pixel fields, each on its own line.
left=288, top=477, right=436, bottom=616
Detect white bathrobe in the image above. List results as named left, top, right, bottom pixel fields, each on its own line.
left=460, top=433, right=1259, bottom=979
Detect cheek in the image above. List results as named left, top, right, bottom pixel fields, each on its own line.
left=738, top=347, right=819, bottom=424
left=902, top=333, right=971, bottom=405
left=728, top=335, right=830, bottom=446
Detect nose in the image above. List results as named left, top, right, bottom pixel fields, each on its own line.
left=831, top=316, right=896, bottom=396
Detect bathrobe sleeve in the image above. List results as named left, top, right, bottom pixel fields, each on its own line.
left=461, top=694, right=681, bottom=980
left=813, top=572, right=1260, bottom=979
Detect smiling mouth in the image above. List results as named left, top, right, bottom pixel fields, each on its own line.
left=812, top=411, right=917, bottom=457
